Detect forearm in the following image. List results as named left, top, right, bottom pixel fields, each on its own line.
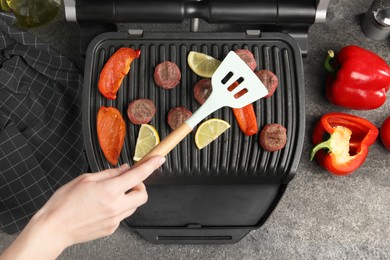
left=1, top=210, right=68, bottom=260
left=1, top=157, right=164, bottom=259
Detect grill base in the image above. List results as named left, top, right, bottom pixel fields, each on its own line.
left=126, top=184, right=287, bottom=244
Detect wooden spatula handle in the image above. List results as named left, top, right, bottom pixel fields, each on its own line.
left=136, top=123, right=193, bottom=164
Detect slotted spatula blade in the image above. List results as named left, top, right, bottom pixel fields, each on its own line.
left=137, top=51, right=269, bottom=163
left=186, top=51, right=268, bottom=128
left=212, top=51, right=269, bottom=108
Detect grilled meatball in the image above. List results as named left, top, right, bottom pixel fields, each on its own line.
left=167, top=107, right=192, bottom=130
left=255, top=70, right=279, bottom=98
left=154, top=61, right=181, bottom=89
left=193, top=79, right=212, bottom=105
left=127, top=99, right=156, bottom=124
left=235, top=49, right=257, bottom=71
left=259, top=124, right=287, bottom=151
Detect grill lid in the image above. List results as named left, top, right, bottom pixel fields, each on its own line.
left=64, top=0, right=331, bottom=55
left=67, top=0, right=317, bottom=24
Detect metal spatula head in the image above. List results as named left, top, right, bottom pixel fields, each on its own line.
left=186, top=51, right=269, bottom=128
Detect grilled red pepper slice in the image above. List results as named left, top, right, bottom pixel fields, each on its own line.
left=310, top=112, right=378, bottom=175
left=232, top=104, right=258, bottom=136
left=98, top=47, right=141, bottom=100
left=229, top=81, right=258, bottom=136
left=97, top=106, right=126, bottom=165
left=324, top=45, right=390, bottom=110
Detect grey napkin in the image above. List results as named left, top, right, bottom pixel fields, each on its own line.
left=0, top=12, right=88, bottom=234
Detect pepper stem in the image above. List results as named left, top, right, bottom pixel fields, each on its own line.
left=324, top=50, right=336, bottom=74
left=310, top=139, right=332, bottom=161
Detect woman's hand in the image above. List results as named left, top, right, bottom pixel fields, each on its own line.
left=1, top=156, right=165, bottom=260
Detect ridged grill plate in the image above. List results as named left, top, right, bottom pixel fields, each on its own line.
left=83, top=31, right=305, bottom=184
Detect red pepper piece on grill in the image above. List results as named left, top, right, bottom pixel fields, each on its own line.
left=310, top=112, right=378, bottom=175
left=97, top=106, right=126, bottom=165
left=232, top=104, right=258, bottom=136
left=229, top=81, right=258, bottom=136
left=98, top=47, right=141, bottom=100
left=324, top=45, right=390, bottom=110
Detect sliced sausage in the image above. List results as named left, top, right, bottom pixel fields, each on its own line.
left=235, top=49, right=257, bottom=71
left=127, top=99, right=156, bottom=125
left=193, top=79, right=212, bottom=105
left=167, top=107, right=192, bottom=130
left=255, top=70, right=279, bottom=98
left=154, top=61, right=181, bottom=89
left=259, top=124, right=287, bottom=152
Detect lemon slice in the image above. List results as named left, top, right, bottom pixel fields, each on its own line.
left=133, top=124, right=160, bottom=161
left=187, top=51, right=221, bottom=78
left=195, top=118, right=231, bottom=149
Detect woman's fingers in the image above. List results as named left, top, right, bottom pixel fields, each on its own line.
left=117, top=208, right=137, bottom=222
left=130, top=182, right=146, bottom=193
left=115, top=182, right=148, bottom=211
left=113, top=156, right=165, bottom=193
left=93, top=156, right=165, bottom=190
left=86, top=164, right=131, bottom=182
left=115, top=183, right=147, bottom=221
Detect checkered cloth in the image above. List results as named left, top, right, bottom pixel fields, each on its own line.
left=0, top=13, right=88, bottom=234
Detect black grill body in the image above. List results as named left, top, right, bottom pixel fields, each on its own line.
left=83, top=31, right=304, bottom=243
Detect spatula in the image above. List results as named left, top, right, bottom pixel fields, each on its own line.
left=137, top=51, right=269, bottom=163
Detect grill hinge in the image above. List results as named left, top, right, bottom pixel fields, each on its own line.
left=127, top=29, right=144, bottom=37
left=245, top=30, right=261, bottom=38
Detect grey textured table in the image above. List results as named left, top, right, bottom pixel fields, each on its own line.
left=1, top=0, right=390, bottom=259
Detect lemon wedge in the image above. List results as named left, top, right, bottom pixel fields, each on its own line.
left=187, top=51, right=221, bottom=78
left=195, top=118, right=231, bottom=149
left=133, top=124, right=160, bottom=161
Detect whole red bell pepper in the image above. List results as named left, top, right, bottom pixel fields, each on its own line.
left=324, top=45, right=390, bottom=110
left=310, top=112, right=378, bottom=175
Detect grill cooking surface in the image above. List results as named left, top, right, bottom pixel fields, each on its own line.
left=83, top=31, right=304, bottom=184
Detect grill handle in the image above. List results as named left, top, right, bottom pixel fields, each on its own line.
left=72, top=0, right=315, bottom=24
left=132, top=227, right=252, bottom=244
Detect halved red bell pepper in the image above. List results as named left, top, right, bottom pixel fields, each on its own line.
left=310, top=112, right=378, bottom=175
left=324, top=45, right=390, bottom=110
left=98, top=47, right=141, bottom=100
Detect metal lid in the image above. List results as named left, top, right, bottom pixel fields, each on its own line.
left=373, top=8, right=390, bottom=27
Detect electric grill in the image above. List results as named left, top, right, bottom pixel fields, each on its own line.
left=64, top=0, right=330, bottom=244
